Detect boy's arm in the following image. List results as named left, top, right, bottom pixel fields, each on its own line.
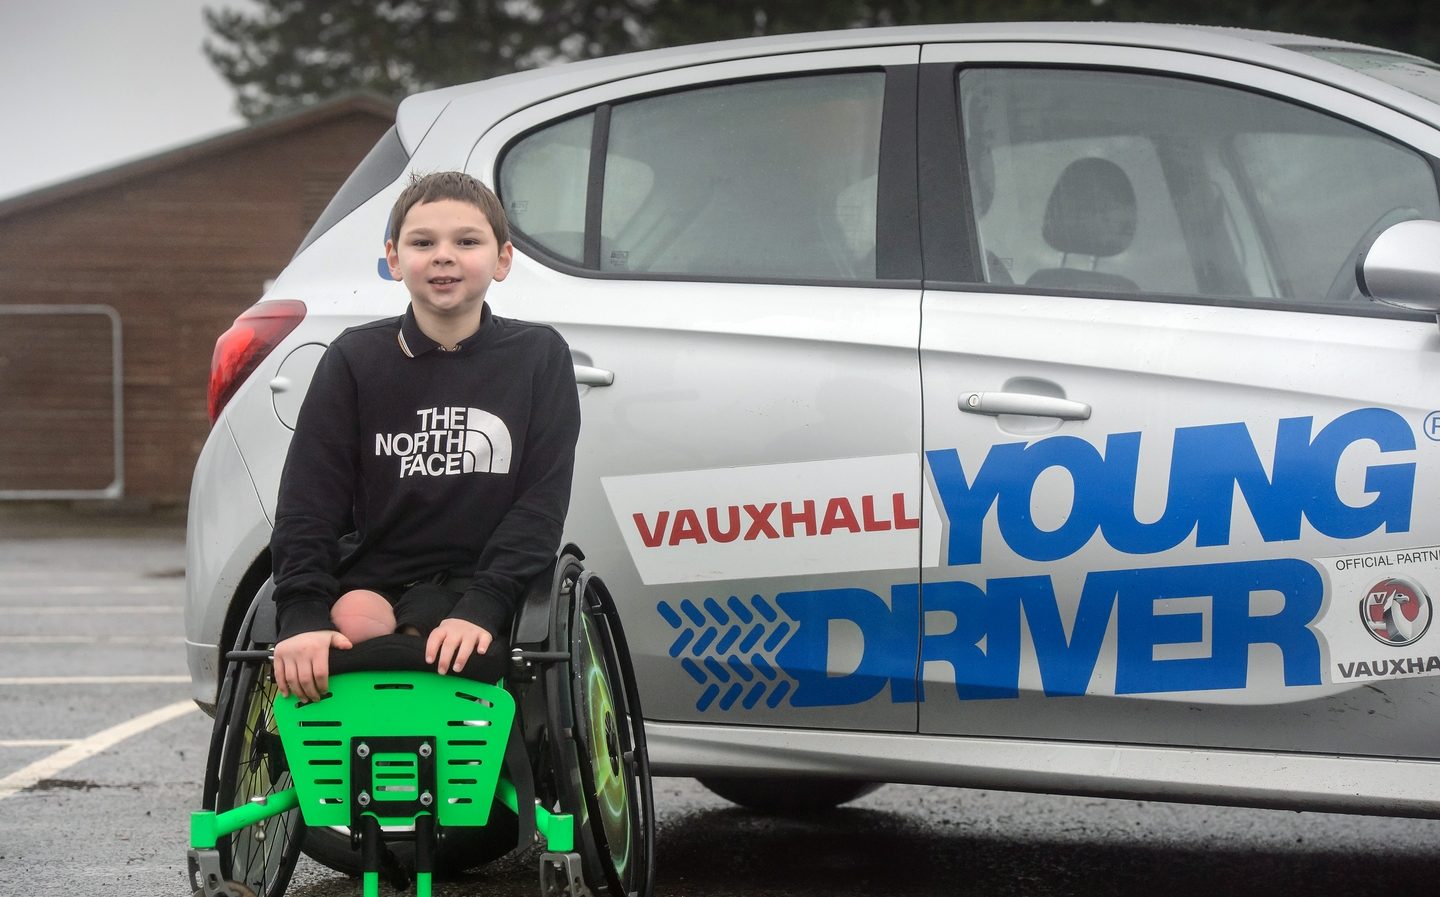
left=451, top=334, right=581, bottom=636
left=270, top=345, right=361, bottom=640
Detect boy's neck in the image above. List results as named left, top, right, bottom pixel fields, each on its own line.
left=412, top=304, right=483, bottom=350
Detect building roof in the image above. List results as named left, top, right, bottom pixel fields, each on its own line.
left=0, top=93, right=395, bottom=222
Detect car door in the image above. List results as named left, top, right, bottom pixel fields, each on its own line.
left=473, top=46, right=929, bottom=731
left=915, top=40, right=1440, bottom=757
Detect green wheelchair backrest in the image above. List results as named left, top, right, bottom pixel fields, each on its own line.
left=272, top=671, right=514, bottom=829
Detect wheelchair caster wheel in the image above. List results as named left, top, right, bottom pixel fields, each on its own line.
left=191, top=882, right=258, bottom=897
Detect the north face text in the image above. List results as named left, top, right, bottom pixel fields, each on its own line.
left=374, top=406, right=513, bottom=478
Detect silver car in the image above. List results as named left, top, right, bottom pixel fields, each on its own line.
left=188, top=21, right=1440, bottom=818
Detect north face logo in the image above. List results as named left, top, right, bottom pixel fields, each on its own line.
left=374, top=406, right=512, bottom=478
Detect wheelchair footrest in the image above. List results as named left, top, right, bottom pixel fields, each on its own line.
left=540, top=851, right=594, bottom=897
left=187, top=848, right=252, bottom=897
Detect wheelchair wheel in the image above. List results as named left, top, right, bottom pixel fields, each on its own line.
left=546, top=565, right=655, bottom=897
left=203, top=659, right=304, bottom=897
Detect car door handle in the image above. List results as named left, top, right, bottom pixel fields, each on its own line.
left=960, top=391, right=1091, bottom=420
left=574, top=364, right=615, bottom=387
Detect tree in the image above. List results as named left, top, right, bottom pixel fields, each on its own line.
left=205, top=0, right=1440, bottom=122
left=205, top=0, right=677, bottom=119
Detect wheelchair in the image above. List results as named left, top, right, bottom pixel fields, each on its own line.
left=187, top=546, right=655, bottom=897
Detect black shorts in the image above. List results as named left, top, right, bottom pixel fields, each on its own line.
left=375, top=580, right=466, bottom=638
left=331, top=575, right=510, bottom=683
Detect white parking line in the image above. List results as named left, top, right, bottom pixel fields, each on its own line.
left=0, top=675, right=189, bottom=685
left=0, top=700, right=197, bottom=800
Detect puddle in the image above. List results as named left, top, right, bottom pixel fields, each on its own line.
left=32, top=778, right=101, bottom=791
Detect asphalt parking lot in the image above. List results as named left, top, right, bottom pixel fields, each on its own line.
left=0, top=505, right=198, bottom=895
left=3, top=505, right=1440, bottom=897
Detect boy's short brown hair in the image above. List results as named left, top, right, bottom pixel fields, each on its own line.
left=387, top=171, right=510, bottom=247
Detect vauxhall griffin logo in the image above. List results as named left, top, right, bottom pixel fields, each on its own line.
left=1361, top=577, right=1433, bottom=647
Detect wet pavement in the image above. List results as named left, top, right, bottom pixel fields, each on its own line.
left=2, top=506, right=1439, bottom=896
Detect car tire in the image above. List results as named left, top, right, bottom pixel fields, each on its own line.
left=697, top=776, right=883, bottom=813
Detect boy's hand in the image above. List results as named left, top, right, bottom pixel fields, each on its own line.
left=273, top=630, right=353, bottom=702
left=426, top=618, right=493, bottom=675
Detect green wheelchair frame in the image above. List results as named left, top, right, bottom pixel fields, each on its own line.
left=187, top=548, right=655, bottom=897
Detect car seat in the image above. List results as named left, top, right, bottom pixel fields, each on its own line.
left=1026, top=157, right=1139, bottom=293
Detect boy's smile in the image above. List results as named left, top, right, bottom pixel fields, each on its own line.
left=386, top=198, right=513, bottom=337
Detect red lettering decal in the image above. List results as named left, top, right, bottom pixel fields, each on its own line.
left=669, top=508, right=708, bottom=545
left=861, top=494, right=891, bottom=532
left=893, top=492, right=919, bottom=530
left=743, top=503, right=780, bottom=540
left=633, top=511, right=669, bottom=549
left=781, top=499, right=817, bottom=538
left=707, top=505, right=741, bottom=543
left=820, top=497, right=861, bottom=535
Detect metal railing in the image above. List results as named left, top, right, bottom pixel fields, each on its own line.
left=0, top=304, right=124, bottom=499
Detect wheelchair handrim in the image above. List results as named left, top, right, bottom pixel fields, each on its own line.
left=566, top=573, right=655, bottom=897
left=578, top=608, right=634, bottom=876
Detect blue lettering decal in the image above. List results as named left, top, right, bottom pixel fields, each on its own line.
left=915, top=580, right=1020, bottom=700
left=1156, top=420, right=1286, bottom=548
left=994, top=437, right=1106, bottom=562
left=1007, top=574, right=1115, bottom=697
left=925, top=445, right=1012, bottom=566
left=1112, top=559, right=1322, bottom=694
left=775, top=587, right=916, bottom=707
left=666, top=559, right=1324, bottom=710
left=918, top=559, right=1320, bottom=701
left=1302, top=408, right=1415, bottom=538
left=1096, top=431, right=1197, bottom=553
left=928, top=409, right=1415, bottom=565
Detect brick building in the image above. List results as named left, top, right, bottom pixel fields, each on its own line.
left=0, top=95, right=394, bottom=505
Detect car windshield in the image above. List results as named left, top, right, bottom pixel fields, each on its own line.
left=1284, top=46, right=1440, bottom=106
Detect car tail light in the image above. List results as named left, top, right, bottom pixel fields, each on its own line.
left=208, top=300, right=307, bottom=423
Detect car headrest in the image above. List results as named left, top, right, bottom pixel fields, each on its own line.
left=1042, top=157, right=1137, bottom=258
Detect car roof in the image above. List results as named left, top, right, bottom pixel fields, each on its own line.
left=395, top=21, right=1438, bottom=149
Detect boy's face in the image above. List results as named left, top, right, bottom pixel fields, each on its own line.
left=385, top=198, right=513, bottom=323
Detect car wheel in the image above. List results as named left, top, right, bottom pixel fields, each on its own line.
left=697, top=776, right=883, bottom=813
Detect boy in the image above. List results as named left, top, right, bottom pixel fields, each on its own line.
left=269, top=171, right=581, bottom=702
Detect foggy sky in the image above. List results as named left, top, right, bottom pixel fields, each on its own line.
left=0, top=0, right=247, bottom=202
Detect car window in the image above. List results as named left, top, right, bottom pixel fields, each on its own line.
left=498, top=112, right=594, bottom=264
left=601, top=73, right=885, bottom=280
left=295, top=126, right=408, bottom=256
left=957, top=68, right=1440, bottom=307
left=1230, top=130, right=1436, bottom=300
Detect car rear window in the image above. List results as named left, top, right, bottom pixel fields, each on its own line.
left=600, top=73, right=884, bottom=280
left=498, top=72, right=886, bottom=283
left=294, top=125, right=409, bottom=256
left=498, top=112, right=595, bottom=265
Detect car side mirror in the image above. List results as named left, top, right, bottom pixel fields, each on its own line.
left=1357, top=219, right=1440, bottom=316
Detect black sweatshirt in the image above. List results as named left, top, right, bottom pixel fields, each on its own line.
left=270, top=303, right=581, bottom=641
